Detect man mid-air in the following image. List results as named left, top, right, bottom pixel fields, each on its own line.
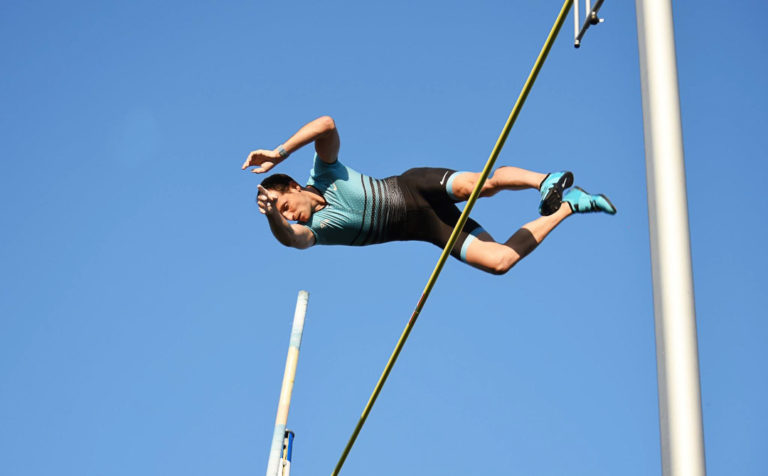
left=243, top=116, right=615, bottom=275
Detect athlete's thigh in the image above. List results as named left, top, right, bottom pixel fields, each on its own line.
left=424, top=204, right=486, bottom=260
left=399, top=167, right=456, bottom=204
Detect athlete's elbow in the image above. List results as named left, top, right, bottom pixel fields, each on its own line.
left=282, top=234, right=313, bottom=250
left=272, top=231, right=294, bottom=248
left=488, top=255, right=518, bottom=275
left=317, top=115, right=336, bottom=133
left=291, top=240, right=313, bottom=250
left=276, top=236, right=294, bottom=248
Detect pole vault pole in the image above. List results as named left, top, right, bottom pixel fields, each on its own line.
left=266, top=290, right=309, bottom=476
left=331, top=1, right=574, bottom=474
left=635, top=1, right=706, bottom=475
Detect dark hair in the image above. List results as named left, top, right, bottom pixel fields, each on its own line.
left=260, top=173, right=298, bottom=193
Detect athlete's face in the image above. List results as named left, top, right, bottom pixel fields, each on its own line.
left=275, top=186, right=313, bottom=222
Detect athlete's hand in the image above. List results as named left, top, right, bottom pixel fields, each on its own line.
left=242, top=149, right=281, bottom=174
left=257, top=185, right=279, bottom=215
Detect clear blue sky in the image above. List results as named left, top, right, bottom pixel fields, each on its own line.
left=2, top=1, right=766, bottom=475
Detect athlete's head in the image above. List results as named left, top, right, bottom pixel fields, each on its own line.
left=260, top=173, right=296, bottom=193
left=260, top=174, right=315, bottom=222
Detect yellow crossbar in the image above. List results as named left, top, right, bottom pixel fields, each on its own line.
left=332, top=1, right=573, bottom=473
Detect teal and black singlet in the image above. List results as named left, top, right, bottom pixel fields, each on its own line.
left=301, top=155, right=485, bottom=261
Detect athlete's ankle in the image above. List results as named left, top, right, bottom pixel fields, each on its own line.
left=538, top=173, right=550, bottom=191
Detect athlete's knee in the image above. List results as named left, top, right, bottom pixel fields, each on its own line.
left=451, top=172, right=480, bottom=200
left=489, top=259, right=516, bottom=275
left=485, top=251, right=519, bottom=275
left=455, top=172, right=502, bottom=199
left=478, top=169, right=507, bottom=197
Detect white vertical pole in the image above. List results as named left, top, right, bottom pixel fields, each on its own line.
left=635, top=1, right=706, bottom=475
left=266, top=291, right=309, bottom=476
left=573, top=0, right=580, bottom=44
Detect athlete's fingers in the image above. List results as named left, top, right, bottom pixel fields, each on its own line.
left=257, top=185, right=276, bottom=200
left=243, top=150, right=267, bottom=170
left=242, top=151, right=258, bottom=170
left=251, top=161, right=274, bottom=174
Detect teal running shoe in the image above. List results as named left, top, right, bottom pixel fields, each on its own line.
left=538, top=171, right=574, bottom=216
left=563, top=186, right=617, bottom=214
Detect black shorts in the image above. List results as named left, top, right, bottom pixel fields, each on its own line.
left=392, top=167, right=485, bottom=261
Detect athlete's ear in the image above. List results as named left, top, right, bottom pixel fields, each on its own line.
left=289, top=182, right=302, bottom=193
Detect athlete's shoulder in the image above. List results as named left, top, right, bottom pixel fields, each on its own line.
left=310, top=153, right=358, bottom=182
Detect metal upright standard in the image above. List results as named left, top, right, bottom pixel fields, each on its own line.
left=266, top=291, right=309, bottom=476
left=281, top=431, right=295, bottom=476
left=573, top=0, right=605, bottom=47
left=331, top=1, right=573, bottom=474
left=635, top=1, right=706, bottom=475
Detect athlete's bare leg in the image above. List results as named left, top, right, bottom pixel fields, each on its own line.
left=450, top=166, right=547, bottom=200
left=464, top=204, right=572, bottom=275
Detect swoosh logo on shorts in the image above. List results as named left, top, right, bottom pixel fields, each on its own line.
left=440, top=171, right=450, bottom=186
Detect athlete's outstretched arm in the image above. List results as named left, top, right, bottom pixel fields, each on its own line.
left=242, top=116, right=340, bottom=173
left=256, top=185, right=315, bottom=249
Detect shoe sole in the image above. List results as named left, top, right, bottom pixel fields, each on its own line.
left=540, top=171, right=574, bottom=216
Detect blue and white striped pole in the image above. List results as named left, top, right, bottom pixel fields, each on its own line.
left=266, top=291, right=309, bottom=476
